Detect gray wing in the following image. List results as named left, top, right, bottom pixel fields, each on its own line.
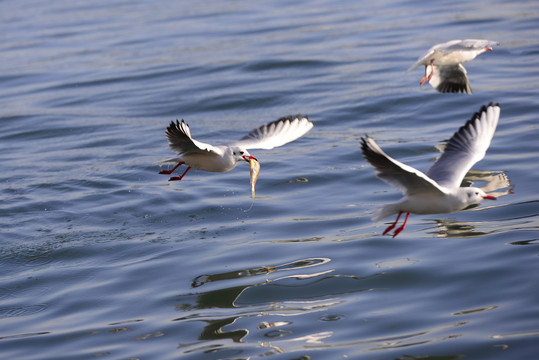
left=164, top=119, right=222, bottom=156
left=231, top=115, right=313, bottom=150
left=426, top=103, right=500, bottom=188
left=429, top=64, right=472, bottom=94
left=441, top=39, right=499, bottom=52
left=408, top=39, right=498, bottom=71
left=361, top=136, right=447, bottom=196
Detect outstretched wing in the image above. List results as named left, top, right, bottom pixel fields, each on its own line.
left=164, top=119, right=223, bottom=156
left=429, top=64, right=472, bottom=94
left=426, top=103, right=500, bottom=188
left=408, top=39, right=498, bottom=71
left=231, top=115, right=314, bottom=150
left=441, top=39, right=499, bottom=53
left=361, top=136, right=447, bottom=196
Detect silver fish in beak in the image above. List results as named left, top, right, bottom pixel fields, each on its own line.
left=249, top=157, right=260, bottom=198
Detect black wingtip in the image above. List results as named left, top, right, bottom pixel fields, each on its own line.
left=360, top=136, right=368, bottom=149
left=167, top=118, right=184, bottom=129
left=269, top=114, right=314, bottom=127
left=450, top=102, right=500, bottom=144
left=360, top=135, right=376, bottom=161
left=276, top=114, right=308, bottom=122
left=168, top=120, right=176, bottom=127
left=360, top=135, right=372, bottom=146
left=436, top=82, right=472, bottom=94
left=473, top=102, right=500, bottom=121
left=165, top=120, right=175, bottom=134
left=165, top=118, right=190, bottom=140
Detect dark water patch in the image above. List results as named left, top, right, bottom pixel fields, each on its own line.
left=0, top=304, right=48, bottom=318
left=243, top=59, right=337, bottom=72
left=0, top=331, right=51, bottom=341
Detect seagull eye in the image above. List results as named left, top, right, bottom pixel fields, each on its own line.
left=240, top=151, right=244, bottom=155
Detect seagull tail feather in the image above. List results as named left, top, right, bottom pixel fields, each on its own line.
left=372, top=204, right=399, bottom=222
left=157, top=157, right=181, bottom=166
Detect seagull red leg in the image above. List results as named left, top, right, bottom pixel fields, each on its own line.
left=420, top=59, right=435, bottom=86
left=159, top=161, right=185, bottom=175
left=169, top=166, right=191, bottom=181
left=426, top=59, right=434, bottom=82
left=420, top=66, right=428, bottom=86
left=392, top=212, right=410, bottom=238
left=383, top=211, right=403, bottom=235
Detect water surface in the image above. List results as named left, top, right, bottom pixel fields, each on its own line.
left=1, top=0, right=538, bottom=359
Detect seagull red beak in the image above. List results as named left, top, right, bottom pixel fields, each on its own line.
left=483, top=195, right=497, bottom=200
left=243, top=155, right=257, bottom=162
left=485, top=46, right=493, bottom=51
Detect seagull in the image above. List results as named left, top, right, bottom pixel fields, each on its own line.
left=158, top=114, right=314, bottom=190
left=361, top=103, right=500, bottom=237
left=408, top=39, right=498, bottom=94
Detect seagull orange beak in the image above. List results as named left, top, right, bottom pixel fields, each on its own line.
left=485, top=46, right=493, bottom=51
left=483, top=195, right=497, bottom=200
left=243, top=155, right=257, bottom=162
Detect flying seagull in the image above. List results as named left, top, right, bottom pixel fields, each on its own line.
left=361, top=103, right=500, bottom=237
left=408, top=39, right=498, bottom=94
left=159, top=115, right=313, bottom=196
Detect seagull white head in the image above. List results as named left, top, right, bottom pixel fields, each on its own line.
left=230, top=147, right=257, bottom=164
left=458, top=187, right=497, bottom=209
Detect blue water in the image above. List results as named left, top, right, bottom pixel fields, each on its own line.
left=1, top=0, right=538, bottom=359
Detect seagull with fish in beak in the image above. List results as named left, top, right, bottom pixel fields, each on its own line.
left=159, top=115, right=313, bottom=198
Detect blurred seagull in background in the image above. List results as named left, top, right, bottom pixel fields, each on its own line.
left=408, top=39, right=499, bottom=94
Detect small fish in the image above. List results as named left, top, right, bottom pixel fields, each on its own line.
left=249, top=157, right=260, bottom=198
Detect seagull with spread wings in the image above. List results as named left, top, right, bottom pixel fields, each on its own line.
left=159, top=115, right=313, bottom=196
left=361, top=103, right=500, bottom=237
